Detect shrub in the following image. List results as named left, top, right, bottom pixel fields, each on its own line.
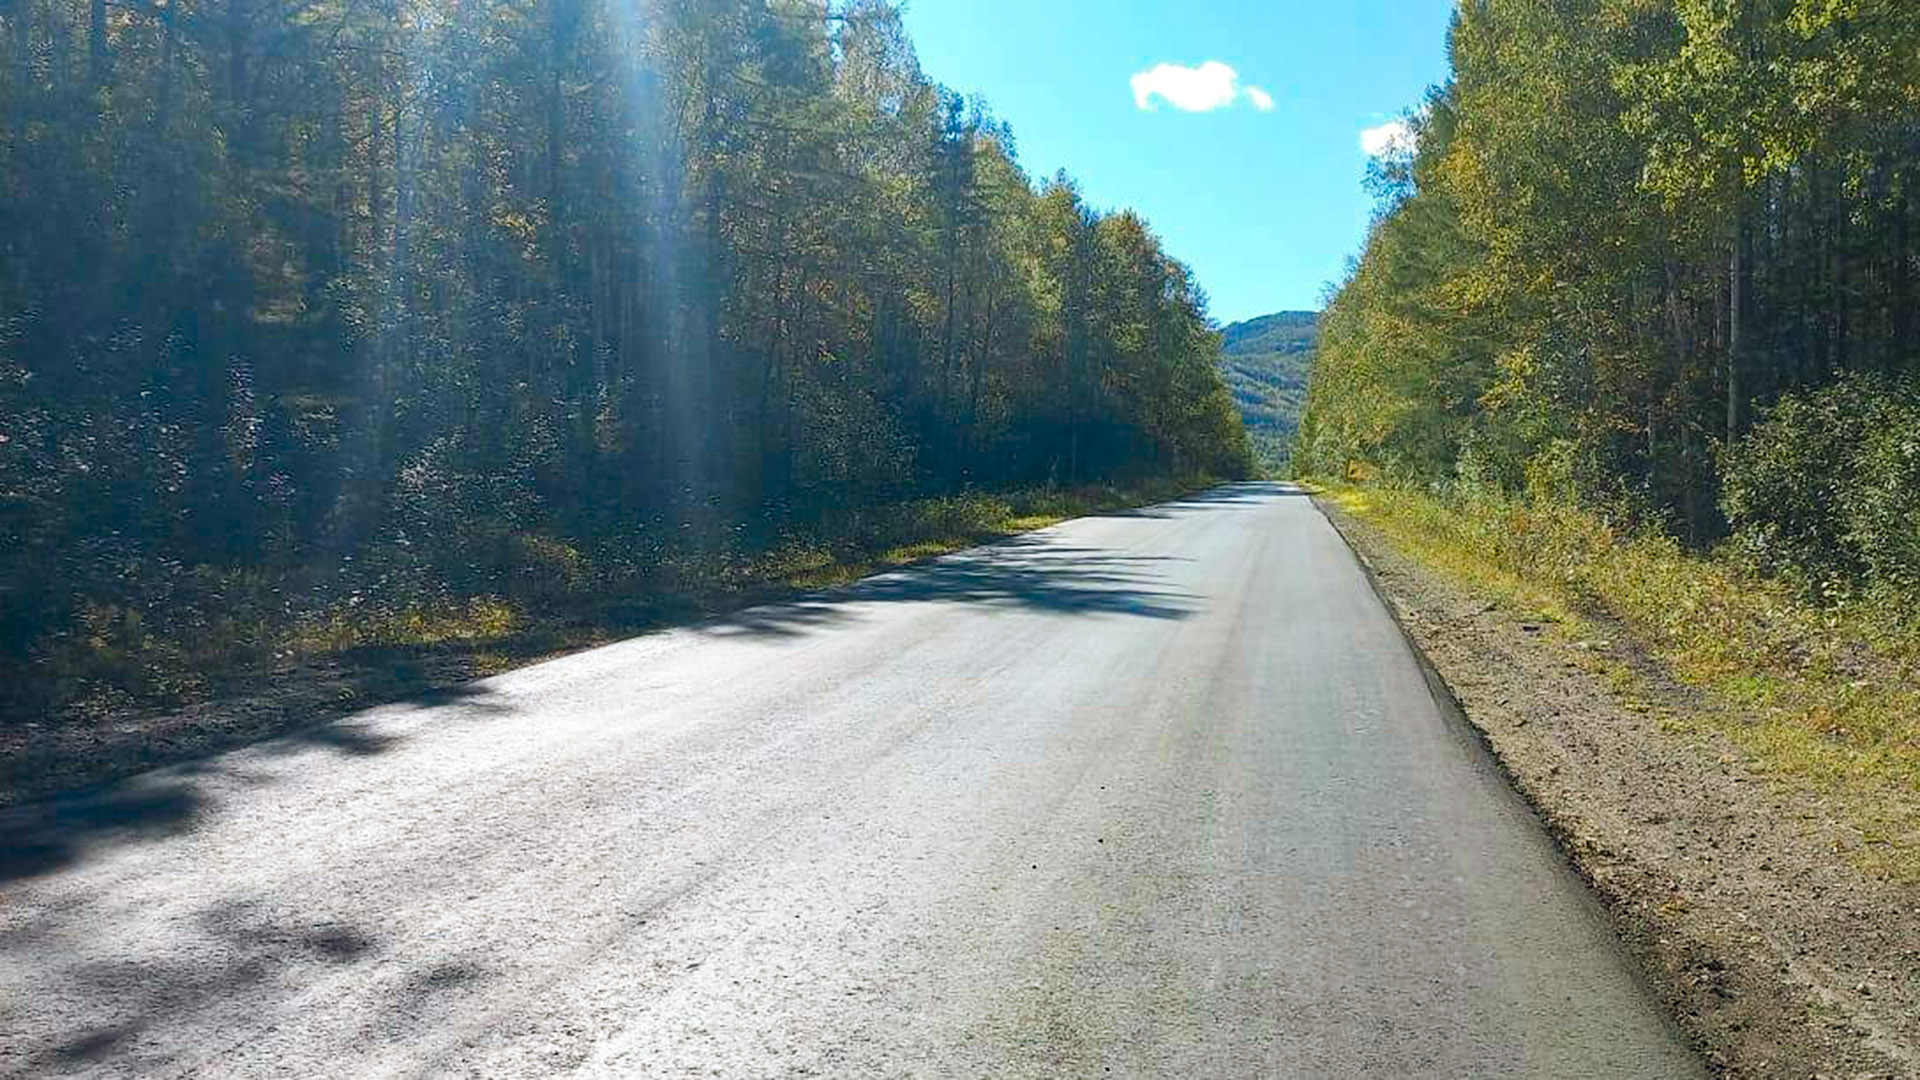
left=1721, top=375, right=1920, bottom=594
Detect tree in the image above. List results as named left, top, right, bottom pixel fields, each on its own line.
left=0, top=0, right=1249, bottom=723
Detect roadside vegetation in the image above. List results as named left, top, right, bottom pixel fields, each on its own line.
left=0, top=3, right=1251, bottom=734
left=1295, top=4, right=1920, bottom=877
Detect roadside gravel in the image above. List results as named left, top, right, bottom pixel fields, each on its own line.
left=1319, top=497, right=1920, bottom=1079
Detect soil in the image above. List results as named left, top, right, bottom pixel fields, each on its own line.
left=1318, top=496, right=1920, bottom=1079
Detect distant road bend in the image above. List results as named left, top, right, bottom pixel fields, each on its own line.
left=1, top=483, right=1700, bottom=1077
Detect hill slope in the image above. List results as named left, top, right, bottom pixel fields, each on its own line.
left=1219, top=310, right=1317, bottom=471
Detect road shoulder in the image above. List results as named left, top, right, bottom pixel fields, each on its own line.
left=1315, top=495, right=1920, bottom=1080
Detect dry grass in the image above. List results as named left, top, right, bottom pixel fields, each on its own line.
left=1314, top=481, right=1920, bottom=881
left=291, top=597, right=521, bottom=654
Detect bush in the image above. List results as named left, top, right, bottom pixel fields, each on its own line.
left=1851, top=410, right=1920, bottom=595
left=1721, top=376, right=1920, bottom=595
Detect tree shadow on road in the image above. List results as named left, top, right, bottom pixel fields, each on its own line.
left=0, top=682, right=510, bottom=1068
left=696, top=534, right=1201, bottom=639
left=4, top=841, right=502, bottom=1075
left=0, top=681, right=505, bottom=887
left=0, top=488, right=1237, bottom=882
left=1094, top=481, right=1305, bottom=519
left=0, top=487, right=1258, bottom=1071
left=10, top=896, right=390, bottom=1072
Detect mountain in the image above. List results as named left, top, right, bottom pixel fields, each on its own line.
left=1218, top=310, right=1317, bottom=472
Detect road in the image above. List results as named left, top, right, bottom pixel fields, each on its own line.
left=0, top=483, right=1699, bottom=1078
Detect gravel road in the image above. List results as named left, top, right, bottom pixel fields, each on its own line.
left=0, top=483, right=1700, bottom=1077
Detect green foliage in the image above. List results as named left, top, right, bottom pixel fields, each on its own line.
left=1722, top=377, right=1920, bottom=595
left=0, top=0, right=1248, bottom=723
left=1299, top=0, right=1920, bottom=552
left=1218, top=311, right=1316, bottom=472
left=1294, top=116, right=1503, bottom=487
left=1222, top=311, right=1318, bottom=356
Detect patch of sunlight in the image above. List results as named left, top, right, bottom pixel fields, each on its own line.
left=294, top=597, right=519, bottom=654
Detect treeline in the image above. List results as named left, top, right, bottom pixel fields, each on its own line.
left=1296, top=0, right=1920, bottom=585
left=0, top=0, right=1249, bottom=718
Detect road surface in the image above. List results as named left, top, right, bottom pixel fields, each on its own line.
left=0, top=483, right=1699, bottom=1077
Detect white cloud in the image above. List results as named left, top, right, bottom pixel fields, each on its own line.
left=1130, top=61, right=1275, bottom=114
left=1360, top=118, right=1417, bottom=157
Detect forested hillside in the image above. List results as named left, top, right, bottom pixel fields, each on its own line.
left=1218, top=310, right=1316, bottom=470
left=0, top=1, right=1249, bottom=722
left=1297, top=0, right=1920, bottom=583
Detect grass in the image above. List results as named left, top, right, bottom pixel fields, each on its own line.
left=291, top=598, right=521, bottom=654
left=1311, top=480, right=1920, bottom=881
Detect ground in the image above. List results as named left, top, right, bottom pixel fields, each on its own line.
left=1317, top=495, right=1920, bottom=1079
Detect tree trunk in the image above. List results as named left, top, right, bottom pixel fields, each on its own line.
left=148, top=1, right=179, bottom=292
left=9, top=0, right=31, bottom=150
left=1727, top=189, right=1749, bottom=444
left=227, top=0, right=251, bottom=155
left=1681, top=421, right=1699, bottom=547
left=1835, top=191, right=1850, bottom=373
left=547, top=0, right=572, bottom=237
left=1797, top=164, right=1817, bottom=388
left=940, top=240, right=958, bottom=403
left=88, top=0, right=107, bottom=89
left=1895, top=178, right=1913, bottom=371
left=966, top=288, right=998, bottom=471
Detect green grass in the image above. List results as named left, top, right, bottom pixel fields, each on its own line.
left=1313, top=480, right=1920, bottom=881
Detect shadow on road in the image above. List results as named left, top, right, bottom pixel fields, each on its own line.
left=0, top=683, right=507, bottom=1068
left=0, top=682, right=503, bottom=887
left=13, top=897, right=390, bottom=1071
left=0, top=482, right=1281, bottom=1072
left=4, top=840, right=500, bottom=1074
left=697, top=534, right=1200, bottom=639
left=1095, top=481, right=1304, bottom=519
left=0, top=527, right=1192, bottom=883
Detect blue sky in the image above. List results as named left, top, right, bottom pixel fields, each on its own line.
left=899, top=0, right=1457, bottom=324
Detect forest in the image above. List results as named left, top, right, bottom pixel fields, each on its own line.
left=1218, top=309, right=1316, bottom=472
left=0, top=0, right=1251, bottom=723
left=1296, top=0, right=1920, bottom=599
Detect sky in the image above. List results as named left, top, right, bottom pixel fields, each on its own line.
left=899, top=0, right=1458, bottom=325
